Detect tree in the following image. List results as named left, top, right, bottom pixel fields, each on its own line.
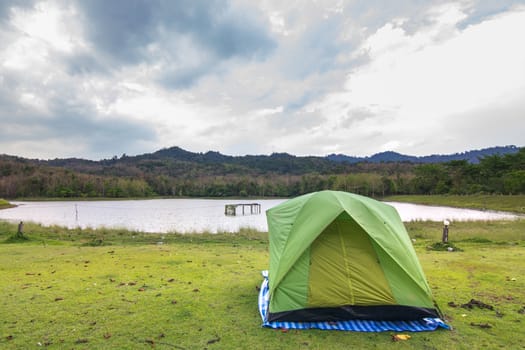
left=503, top=170, right=525, bottom=194
left=411, top=164, right=449, bottom=194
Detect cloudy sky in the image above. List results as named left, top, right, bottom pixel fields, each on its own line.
left=0, top=0, right=524, bottom=160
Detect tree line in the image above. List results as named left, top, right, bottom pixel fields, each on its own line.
left=0, top=147, right=523, bottom=198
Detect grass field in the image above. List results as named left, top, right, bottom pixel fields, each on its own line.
left=0, top=198, right=15, bottom=210
left=1, top=219, right=524, bottom=349
left=1, top=196, right=525, bottom=349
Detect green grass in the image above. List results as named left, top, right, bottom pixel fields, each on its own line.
left=1, top=219, right=524, bottom=349
left=0, top=220, right=269, bottom=246
left=405, top=220, right=525, bottom=243
left=384, top=194, right=525, bottom=214
left=0, top=198, right=15, bottom=209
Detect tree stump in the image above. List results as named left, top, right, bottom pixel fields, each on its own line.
left=16, top=221, right=25, bottom=239
left=442, top=220, right=449, bottom=243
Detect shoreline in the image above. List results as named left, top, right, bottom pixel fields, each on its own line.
left=4, top=194, right=525, bottom=214
left=1, top=218, right=524, bottom=244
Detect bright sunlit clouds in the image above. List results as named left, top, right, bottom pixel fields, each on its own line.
left=0, top=0, right=523, bottom=159
left=310, top=3, right=525, bottom=155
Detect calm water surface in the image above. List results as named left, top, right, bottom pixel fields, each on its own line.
left=0, top=198, right=520, bottom=233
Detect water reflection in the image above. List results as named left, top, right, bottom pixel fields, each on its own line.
left=385, top=202, right=519, bottom=222
left=0, top=198, right=520, bottom=233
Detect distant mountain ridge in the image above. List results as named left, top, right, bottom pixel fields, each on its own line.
left=6, top=145, right=521, bottom=171
left=326, top=145, right=520, bottom=164
left=1, top=144, right=523, bottom=198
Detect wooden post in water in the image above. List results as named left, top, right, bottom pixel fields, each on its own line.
left=225, top=205, right=236, bottom=216
left=224, top=203, right=261, bottom=216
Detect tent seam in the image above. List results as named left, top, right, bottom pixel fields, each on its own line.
left=350, top=196, right=433, bottom=296
left=338, top=221, right=355, bottom=305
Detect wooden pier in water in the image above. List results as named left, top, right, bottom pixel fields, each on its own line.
left=224, top=203, right=261, bottom=216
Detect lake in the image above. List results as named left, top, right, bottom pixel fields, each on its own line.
left=0, top=198, right=521, bottom=233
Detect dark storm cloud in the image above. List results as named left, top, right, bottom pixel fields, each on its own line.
left=0, top=72, right=156, bottom=158
left=0, top=70, right=31, bottom=118
left=164, top=0, right=275, bottom=59
left=160, top=64, right=212, bottom=89
left=76, top=0, right=156, bottom=63
left=0, top=98, right=155, bottom=142
left=75, top=0, right=276, bottom=87
left=0, top=108, right=155, bottom=146
left=63, top=52, right=108, bottom=76
left=159, top=0, right=277, bottom=87
left=52, top=115, right=157, bottom=157
left=46, top=94, right=157, bottom=154
left=281, top=18, right=353, bottom=80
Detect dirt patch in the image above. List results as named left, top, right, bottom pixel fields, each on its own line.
left=460, top=299, right=494, bottom=310
left=448, top=299, right=495, bottom=310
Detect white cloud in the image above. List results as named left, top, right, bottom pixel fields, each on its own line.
left=10, top=1, right=80, bottom=53
left=307, top=3, right=525, bottom=156
left=268, top=11, right=290, bottom=36
left=0, top=1, right=523, bottom=159
left=255, top=106, right=284, bottom=116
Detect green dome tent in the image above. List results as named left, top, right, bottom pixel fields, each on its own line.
left=266, top=190, right=441, bottom=322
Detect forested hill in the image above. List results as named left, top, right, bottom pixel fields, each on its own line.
left=0, top=145, right=523, bottom=198
left=44, top=146, right=352, bottom=176
left=47, top=144, right=521, bottom=171
left=327, top=145, right=520, bottom=164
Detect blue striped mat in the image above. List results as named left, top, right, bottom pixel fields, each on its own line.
left=258, top=271, right=449, bottom=332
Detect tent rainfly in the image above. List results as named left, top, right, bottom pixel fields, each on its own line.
left=265, top=190, right=442, bottom=322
